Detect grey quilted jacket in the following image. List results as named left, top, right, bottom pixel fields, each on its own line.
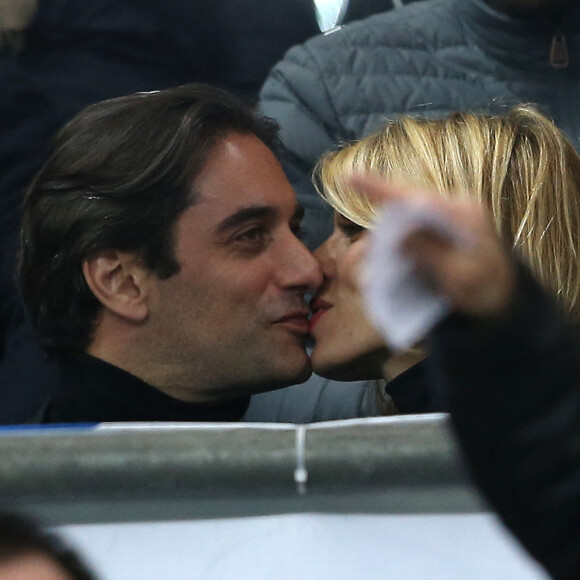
left=260, top=0, right=580, bottom=249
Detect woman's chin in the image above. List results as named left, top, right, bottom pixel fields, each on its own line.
left=311, top=351, right=384, bottom=382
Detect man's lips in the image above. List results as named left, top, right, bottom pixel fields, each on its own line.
left=274, top=310, right=310, bottom=333
left=309, top=297, right=332, bottom=331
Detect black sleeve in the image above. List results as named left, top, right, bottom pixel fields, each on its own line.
left=429, top=264, right=580, bottom=580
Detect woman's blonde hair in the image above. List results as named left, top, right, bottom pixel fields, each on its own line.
left=315, top=105, right=580, bottom=322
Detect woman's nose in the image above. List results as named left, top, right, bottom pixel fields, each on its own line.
left=313, top=239, right=337, bottom=279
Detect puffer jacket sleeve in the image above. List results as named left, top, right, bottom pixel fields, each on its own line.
left=260, top=42, right=344, bottom=249
left=429, top=265, right=580, bottom=580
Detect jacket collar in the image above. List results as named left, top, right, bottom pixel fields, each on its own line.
left=454, top=0, right=580, bottom=71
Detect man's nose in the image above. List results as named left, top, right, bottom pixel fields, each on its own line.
left=279, top=237, right=323, bottom=292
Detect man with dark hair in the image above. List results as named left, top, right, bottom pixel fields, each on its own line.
left=20, top=83, right=326, bottom=423
left=0, top=512, right=96, bottom=579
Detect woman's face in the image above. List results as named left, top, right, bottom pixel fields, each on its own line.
left=309, top=212, right=390, bottom=381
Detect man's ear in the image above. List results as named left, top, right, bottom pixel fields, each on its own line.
left=82, top=250, right=152, bottom=323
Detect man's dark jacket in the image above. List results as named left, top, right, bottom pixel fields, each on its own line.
left=429, top=268, right=580, bottom=580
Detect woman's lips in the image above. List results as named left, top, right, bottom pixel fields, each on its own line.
left=309, top=309, right=329, bottom=331
left=309, top=297, right=332, bottom=332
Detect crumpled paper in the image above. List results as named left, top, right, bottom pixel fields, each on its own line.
left=362, top=200, right=471, bottom=350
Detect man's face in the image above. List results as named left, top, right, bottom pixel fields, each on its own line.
left=146, top=133, right=322, bottom=402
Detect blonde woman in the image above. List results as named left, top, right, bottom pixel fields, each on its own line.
left=308, top=105, right=580, bottom=413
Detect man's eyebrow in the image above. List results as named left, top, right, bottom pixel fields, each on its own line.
left=216, top=206, right=277, bottom=235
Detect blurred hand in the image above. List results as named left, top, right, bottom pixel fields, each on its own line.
left=346, top=174, right=517, bottom=319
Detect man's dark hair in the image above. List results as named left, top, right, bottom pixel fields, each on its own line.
left=0, top=512, right=96, bottom=579
left=19, top=83, right=279, bottom=354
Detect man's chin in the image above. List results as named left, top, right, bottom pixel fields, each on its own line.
left=255, top=359, right=313, bottom=392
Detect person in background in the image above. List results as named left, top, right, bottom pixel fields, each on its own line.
left=308, top=105, right=580, bottom=413
left=0, top=512, right=96, bottom=579
left=260, top=0, right=580, bottom=251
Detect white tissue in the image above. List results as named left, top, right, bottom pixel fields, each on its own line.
left=362, top=200, right=469, bottom=350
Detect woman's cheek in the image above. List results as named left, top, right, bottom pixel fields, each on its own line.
left=341, top=238, right=368, bottom=291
